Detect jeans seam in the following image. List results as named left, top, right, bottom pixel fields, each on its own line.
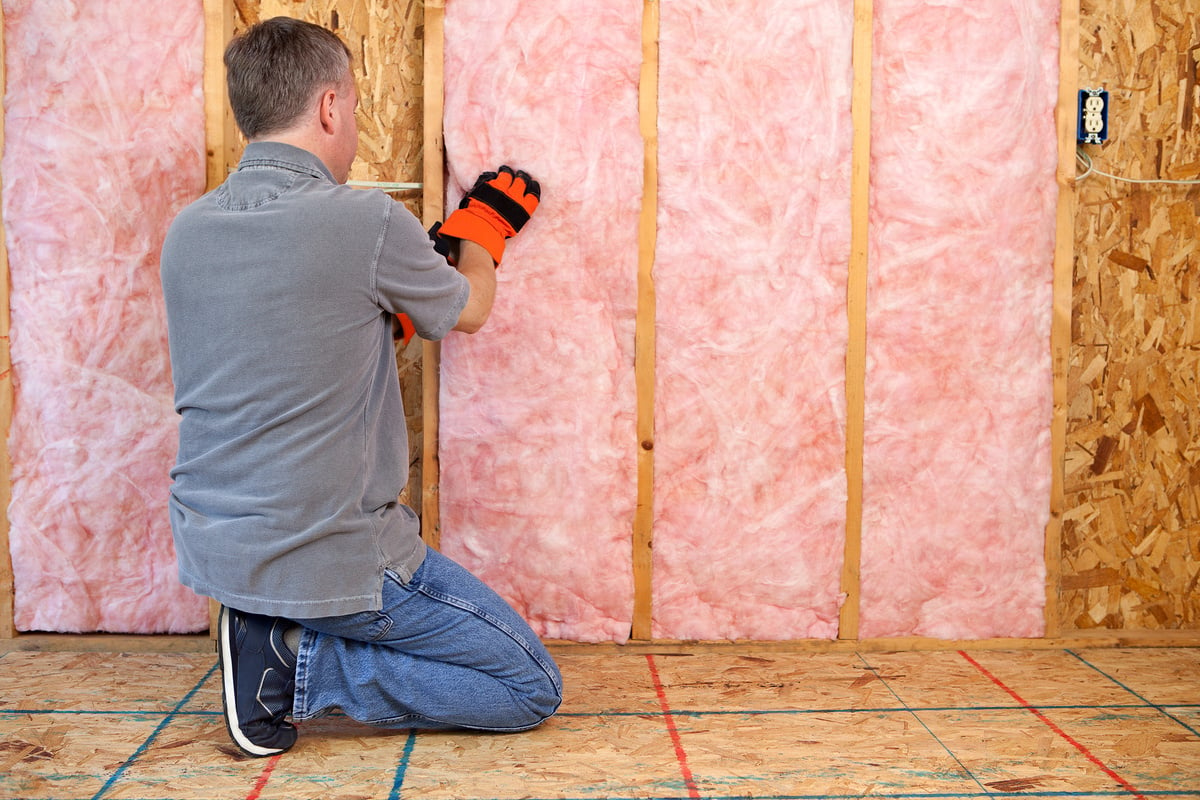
left=412, top=584, right=563, bottom=695
left=367, top=612, right=395, bottom=642
left=296, top=554, right=562, bottom=731
left=292, top=627, right=316, bottom=721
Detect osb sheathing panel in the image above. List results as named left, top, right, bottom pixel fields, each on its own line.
left=228, top=0, right=428, bottom=508
left=1065, top=0, right=1200, bottom=631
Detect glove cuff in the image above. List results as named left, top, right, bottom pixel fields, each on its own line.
left=438, top=207, right=507, bottom=264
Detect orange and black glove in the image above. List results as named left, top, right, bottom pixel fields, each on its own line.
left=393, top=312, right=416, bottom=345
left=433, top=166, right=541, bottom=266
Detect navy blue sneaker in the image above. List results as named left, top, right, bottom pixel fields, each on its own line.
left=217, top=606, right=298, bottom=757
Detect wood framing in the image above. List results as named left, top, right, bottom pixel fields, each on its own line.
left=1046, top=0, right=1082, bottom=639
left=204, top=0, right=237, bottom=193
left=421, top=0, right=446, bottom=551
left=3, top=1, right=1198, bottom=645
left=202, top=0, right=236, bottom=638
left=7, top=627, right=1200, bottom=656
left=0, top=2, right=14, bottom=640
left=630, top=0, right=660, bottom=643
left=840, top=0, right=874, bottom=642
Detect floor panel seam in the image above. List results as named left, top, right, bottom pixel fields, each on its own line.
left=88, top=662, right=218, bottom=800
left=1066, top=649, right=1200, bottom=739
left=855, top=651, right=991, bottom=796
left=959, top=651, right=1148, bottom=800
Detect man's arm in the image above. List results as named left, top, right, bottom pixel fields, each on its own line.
left=437, top=166, right=540, bottom=335
left=452, top=240, right=497, bottom=333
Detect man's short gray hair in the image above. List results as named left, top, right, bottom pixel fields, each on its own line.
left=224, top=17, right=352, bottom=139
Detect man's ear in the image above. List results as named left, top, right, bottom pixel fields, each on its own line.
left=318, top=88, right=338, bottom=134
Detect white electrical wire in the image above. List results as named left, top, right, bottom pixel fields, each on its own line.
left=347, top=180, right=423, bottom=192
left=1076, top=149, right=1200, bottom=186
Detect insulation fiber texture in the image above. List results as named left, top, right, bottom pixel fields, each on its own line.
left=860, top=0, right=1059, bottom=638
left=651, top=0, right=854, bottom=640
left=439, top=1, right=642, bottom=642
left=441, top=0, right=1058, bottom=641
left=3, top=0, right=207, bottom=632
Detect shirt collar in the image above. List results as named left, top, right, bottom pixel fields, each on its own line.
left=236, top=141, right=337, bottom=184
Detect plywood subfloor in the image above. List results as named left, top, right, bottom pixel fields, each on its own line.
left=1, top=647, right=1198, bottom=799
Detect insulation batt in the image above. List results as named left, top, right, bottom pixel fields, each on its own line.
left=434, top=0, right=1059, bottom=641
left=3, top=0, right=207, bottom=631
left=652, top=0, right=854, bottom=640
left=440, top=1, right=642, bottom=642
left=860, top=0, right=1059, bottom=638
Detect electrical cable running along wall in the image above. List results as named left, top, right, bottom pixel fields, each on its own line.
left=438, top=0, right=1059, bottom=643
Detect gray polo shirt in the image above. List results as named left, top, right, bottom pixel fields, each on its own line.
left=161, top=142, right=469, bottom=618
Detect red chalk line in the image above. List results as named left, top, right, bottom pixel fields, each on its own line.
left=958, top=650, right=1145, bottom=800
left=646, top=654, right=702, bottom=800
left=245, top=752, right=283, bottom=800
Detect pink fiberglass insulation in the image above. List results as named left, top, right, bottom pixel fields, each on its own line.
left=651, top=0, right=854, bottom=640
left=439, top=1, right=642, bottom=642
left=3, top=0, right=207, bottom=631
left=860, top=0, right=1058, bottom=638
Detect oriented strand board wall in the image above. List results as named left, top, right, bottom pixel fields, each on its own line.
left=1064, top=0, right=1200, bottom=631
left=237, top=0, right=424, bottom=194
left=221, top=0, right=429, bottom=510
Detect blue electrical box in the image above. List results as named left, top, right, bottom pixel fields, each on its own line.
left=1078, top=88, right=1109, bottom=145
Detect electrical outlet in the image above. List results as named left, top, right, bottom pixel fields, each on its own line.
left=1078, top=88, right=1109, bottom=145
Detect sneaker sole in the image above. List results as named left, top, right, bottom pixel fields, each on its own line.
left=218, top=606, right=291, bottom=758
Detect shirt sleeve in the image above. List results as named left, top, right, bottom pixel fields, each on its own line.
left=373, top=199, right=470, bottom=341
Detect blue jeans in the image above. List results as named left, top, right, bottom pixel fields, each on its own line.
left=290, top=548, right=562, bottom=731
